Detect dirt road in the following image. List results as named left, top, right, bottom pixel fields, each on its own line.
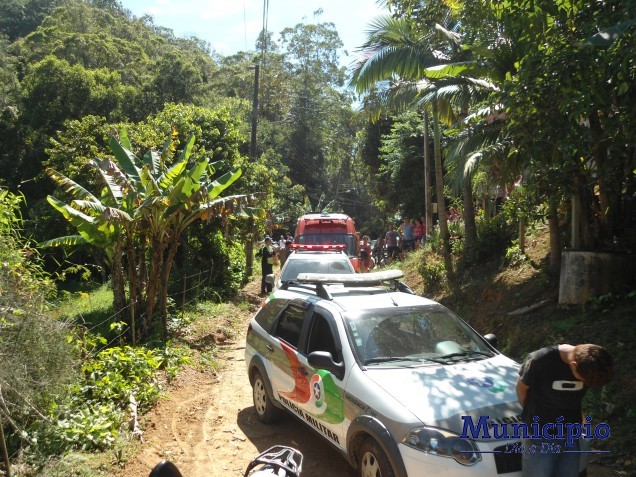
left=116, top=283, right=355, bottom=477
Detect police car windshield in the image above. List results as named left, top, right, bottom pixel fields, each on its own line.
left=343, top=305, right=495, bottom=366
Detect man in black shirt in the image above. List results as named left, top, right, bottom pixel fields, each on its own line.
left=516, top=343, right=613, bottom=477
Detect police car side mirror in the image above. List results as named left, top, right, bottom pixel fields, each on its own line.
left=307, top=351, right=345, bottom=380
left=483, top=333, right=498, bottom=349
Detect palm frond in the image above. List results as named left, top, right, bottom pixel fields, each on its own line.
left=39, top=235, right=90, bottom=248
left=45, top=168, right=99, bottom=202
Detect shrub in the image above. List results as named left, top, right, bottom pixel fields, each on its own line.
left=475, top=212, right=516, bottom=261
left=0, top=189, right=78, bottom=457
left=417, top=252, right=447, bottom=291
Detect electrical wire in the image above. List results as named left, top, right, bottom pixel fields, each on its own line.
left=243, top=0, right=248, bottom=51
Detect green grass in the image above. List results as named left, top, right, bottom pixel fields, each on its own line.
left=53, top=282, right=115, bottom=334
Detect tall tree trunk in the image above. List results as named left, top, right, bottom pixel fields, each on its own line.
left=462, top=177, right=477, bottom=262
left=432, top=99, right=451, bottom=269
left=548, top=197, right=561, bottom=274
left=160, top=232, right=181, bottom=342
left=423, top=112, right=433, bottom=235
left=144, top=239, right=166, bottom=339
left=589, top=110, right=612, bottom=237
left=519, top=217, right=526, bottom=254
left=111, top=241, right=127, bottom=330
left=0, top=412, right=10, bottom=477
left=125, top=231, right=137, bottom=345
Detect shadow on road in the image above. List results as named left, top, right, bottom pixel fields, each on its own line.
left=236, top=407, right=355, bottom=477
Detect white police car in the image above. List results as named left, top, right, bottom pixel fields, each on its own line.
left=245, top=271, right=587, bottom=477
left=266, top=244, right=355, bottom=291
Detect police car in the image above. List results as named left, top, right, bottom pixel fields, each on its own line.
left=267, top=243, right=355, bottom=291
left=245, top=271, right=554, bottom=477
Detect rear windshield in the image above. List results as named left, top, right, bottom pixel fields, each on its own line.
left=297, top=234, right=358, bottom=257
left=281, top=257, right=354, bottom=282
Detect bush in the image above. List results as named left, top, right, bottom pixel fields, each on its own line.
left=26, top=341, right=190, bottom=455
left=0, top=189, right=78, bottom=457
left=475, top=212, right=516, bottom=261
left=171, top=224, right=246, bottom=303
left=417, top=251, right=447, bottom=291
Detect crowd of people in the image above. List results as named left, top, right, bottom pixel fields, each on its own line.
left=357, top=216, right=430, bottom=272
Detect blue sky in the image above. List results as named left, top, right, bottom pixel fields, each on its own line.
left=122, top=0, right=387, bottom=66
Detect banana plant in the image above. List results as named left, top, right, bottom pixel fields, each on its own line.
left=44, top=129, right=264, bottom=343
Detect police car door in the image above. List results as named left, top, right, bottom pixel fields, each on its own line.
left=296, top=309, right=347, bottom=451
left=267, top=300, right=312, bottom=411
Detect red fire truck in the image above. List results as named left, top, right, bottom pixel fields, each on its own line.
left=293, top=213, right=360, bottom=271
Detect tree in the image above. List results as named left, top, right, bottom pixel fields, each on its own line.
left=349, top=14, right=454, bottom=266
left=278, top=20, right=353, bottom=203
left=0, top=36, right=19, bottom=110
left=376, top=110, right=425, bottom=217
left=43, top=129, right=261, bottom=342
left=0, top=0, right=62, bottom=41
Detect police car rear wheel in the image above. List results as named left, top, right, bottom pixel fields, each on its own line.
left=358, top=438, right=394, bottom=477
left=252, top=370, right=280, bottom=423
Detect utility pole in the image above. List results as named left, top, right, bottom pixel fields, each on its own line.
left=246, top=62, right=260, bottom=277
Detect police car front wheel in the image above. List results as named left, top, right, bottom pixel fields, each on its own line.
left=358, top=438, right=395, bottom=477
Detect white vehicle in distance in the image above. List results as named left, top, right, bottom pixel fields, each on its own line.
left=266, top=243, right=356, bottom=291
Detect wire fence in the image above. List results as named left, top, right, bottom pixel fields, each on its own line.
left=65, top=266, right=223, bottom=357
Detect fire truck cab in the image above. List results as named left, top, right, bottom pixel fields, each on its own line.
left=294, top=213, right=360, bottom=271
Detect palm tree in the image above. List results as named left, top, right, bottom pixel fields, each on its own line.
left=349, top=14, right=454, bottom=265
left=350, top=12, right=504, bottom=266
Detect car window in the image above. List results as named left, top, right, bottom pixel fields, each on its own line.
left=306, top=312, right=341, bottom=362
left=273, top=304, right=306, bottom=348
left=254, top=299, right=286, bottom=331
left=281, top=258, right=353, bottom=282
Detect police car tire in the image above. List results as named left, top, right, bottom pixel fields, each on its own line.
left=252, top=370, right=281, bottom=424
left=358, top=438, right=395, bottom=477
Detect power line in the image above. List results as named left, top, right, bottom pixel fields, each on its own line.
left=243, top=0, right=248, bottom=51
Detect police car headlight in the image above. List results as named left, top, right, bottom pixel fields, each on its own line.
left=404, top=427, right=481, bottom=466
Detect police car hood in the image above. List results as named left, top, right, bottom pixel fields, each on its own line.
left=365, top=354, right=523, bottom=435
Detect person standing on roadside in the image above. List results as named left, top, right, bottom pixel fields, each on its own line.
left=413, top=218, right=425, bottom=249
left=399, top=217, right=415, bottom=253
left=278, top=235, right=288, bottom=267
left=256, top=236, right=277, bottom=295
left=516, top=343, right=613, bottom=477
left=359, top=235, right=373, bottom=272
left=384, top=224, right=401, bottom=263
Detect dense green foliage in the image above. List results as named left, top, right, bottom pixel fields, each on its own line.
left=44, top=126, right=253, bottom=342
left=354, top=0, right=636, bottom=269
